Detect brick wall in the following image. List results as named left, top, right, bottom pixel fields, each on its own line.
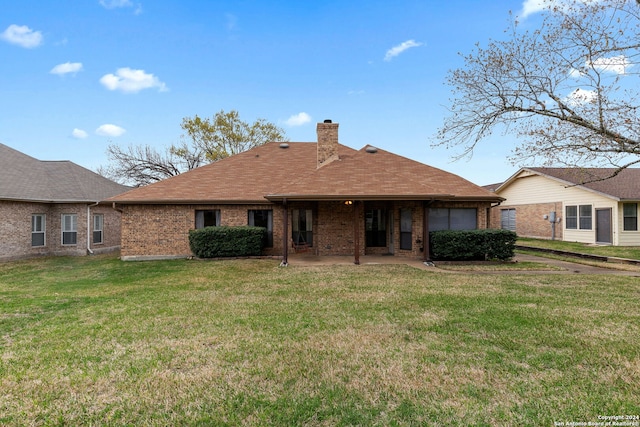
left=0, top=201, right=122, bottom=261
left=315, top=201, right=365, bottom=256
left=490, top=202, right=563, bottom=240
left=119, top=200, right=494, bottom=260
left=316, top=122, right=339, bottom=167
left=120, top=203, right=285, bottom=258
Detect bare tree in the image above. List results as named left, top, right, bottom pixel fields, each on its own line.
left=99, top=110, right=287, bottom=186
left=435, top=0, right=640, bottom=182
left=98, top=142, right=203, bottom=187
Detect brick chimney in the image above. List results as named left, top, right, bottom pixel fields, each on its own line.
left=317, top=120, right=339, bottom=168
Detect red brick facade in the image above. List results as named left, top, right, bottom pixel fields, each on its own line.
left=119, top=201, right=493, bottom=260
left=0, top=201, right=122, bottom=261
left=490, top=202, right=563, bottom=240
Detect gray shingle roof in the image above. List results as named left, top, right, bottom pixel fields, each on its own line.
left=0, top=143, right=130, bottom=203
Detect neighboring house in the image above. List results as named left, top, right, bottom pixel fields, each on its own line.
left=0, top=143, right=130, bottom=261
left=491, top=167, right=640, bottom=245
left=108, top=121, right=502, bottom=263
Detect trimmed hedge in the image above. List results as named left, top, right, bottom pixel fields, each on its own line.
left=430, top=229, right=516, bottom=261
left=189, top=226, right=265, bottom=258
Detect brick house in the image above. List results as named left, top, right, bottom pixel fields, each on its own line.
left=491, top=167, right=640, bottom=245
left=108, top=121, right=502, bottom=263
left=0, top=143, right=129, bottom=261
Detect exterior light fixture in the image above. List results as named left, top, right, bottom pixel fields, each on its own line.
left=344, top=200, right=353, bottom=205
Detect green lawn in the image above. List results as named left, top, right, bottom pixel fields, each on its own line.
left=518, top=237, right=640, bottom=260
left=1, top=255, right=639, bottom=426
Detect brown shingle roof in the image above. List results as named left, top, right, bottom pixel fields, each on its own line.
left=109, top=142, right=501, bottom=204
left=0, top=143, right=130, bottom=203
left=527, top=167, right=640, bottom=200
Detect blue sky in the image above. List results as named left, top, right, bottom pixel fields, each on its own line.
left=1, top=0, right=544, bottom=185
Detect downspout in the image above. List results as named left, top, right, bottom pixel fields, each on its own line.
left=87, top=202, right=99, bottom=255
left=423, top=200, right=433, bottom=265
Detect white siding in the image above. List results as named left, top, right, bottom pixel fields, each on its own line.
left=498, top=171, right=621, bottom=245
left=617, top=202, right=640, bottom=246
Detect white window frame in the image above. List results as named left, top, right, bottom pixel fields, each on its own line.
left=32, top=214, right=46, bottom=247
left=565, top=205, right=592, bottom=230
left=62, top=214, right=78, bottom=245
left=93, top=214, right=104, bottom=244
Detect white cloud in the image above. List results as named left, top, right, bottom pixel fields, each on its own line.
left=72, top=128, right=89, bottom=139
left=384, top=39, right=423, bottom=62
left=285, top=112, right=312, bottom=127
left=565, top=88, right=597, bottom=106
left=569, top=55, right=632, bottom=79
left=99, top=68, right=167, bottom=93
left=520, top=0, right=603, bottom=19
left=100, top=0, right=143, bottom=14
left=591, top=55, right=632, bottom=75
left=1, top=24, right=43, bottom=48
left=96, top=124, right=126, bottom=137
left=99, top=0, right=132, bottom=9
left=520, top=0, right=547, bottom=18
left=568, top=68, right=584, bottom=78
left=50, top=62, right=83, bottom=76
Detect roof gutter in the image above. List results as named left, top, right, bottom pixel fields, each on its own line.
left=87, top=202, right=99, bottom=255
left=266, top=194, right=504, bottom=203
left=107, top=199, right=274, bottom=205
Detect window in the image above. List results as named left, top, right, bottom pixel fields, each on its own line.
left=429, top=208, right=477, bottom=231
left=62, top=214, right=77, bottom=245
left=623, top=203, right=638, bottom=231
left=400, top=208, right=412, bottom=250
left=565, top=206, right=577, bottom=229
left=31, top=214, right=45, bottom=247
left=195, top=210, right=220, bottom=229
left=292, top=209, right=313, bottom=247
left=500, top=209, right=516, bottom=232
left=248, top=210, right=273, bottom=247
left=579, top=205, right=592, bottom=230
left=565, top=205, right=592, bottom=230
left=93, top=214, right=104, bottom=244
left=365, top=209, right=386, bottom=247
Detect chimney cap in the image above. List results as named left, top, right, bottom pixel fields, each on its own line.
left=323, top=119, right=332, bottom=123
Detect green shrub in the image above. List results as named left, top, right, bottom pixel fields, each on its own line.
left=189, top=226, right=265, bottom=258
left=430, top=229, right=516, bottom=261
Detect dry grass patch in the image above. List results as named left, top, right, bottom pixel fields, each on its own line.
left=0, top=256, right=638, bottom=425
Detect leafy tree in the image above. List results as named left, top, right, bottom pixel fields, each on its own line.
left=99, top=110, right=287, bottom=186
left=435, top=0, right=640, bottom=182
left=181, top=110, right=288, bottom=162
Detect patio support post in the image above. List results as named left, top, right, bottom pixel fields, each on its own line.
left=423, top=200, right=432, bottom=263
left=354, top=200, right=360, bottom=265
left=281, top=199, right=288, bottom=266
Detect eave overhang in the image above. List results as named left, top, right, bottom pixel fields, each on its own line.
left=109, top=195, right=504, bottom=205
left=265, top=194, right=504, bottom=203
